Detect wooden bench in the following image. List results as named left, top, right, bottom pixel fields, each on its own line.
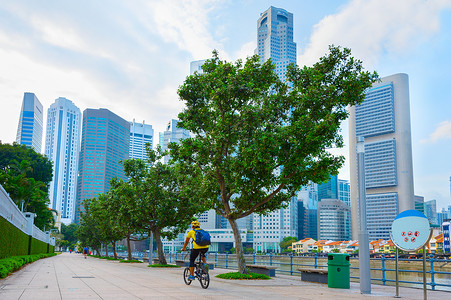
left=247, top=265, right=278, bottom=277
left=297, top=268, right=328, bottom=284
left=175, top=260, right=189, bottom=267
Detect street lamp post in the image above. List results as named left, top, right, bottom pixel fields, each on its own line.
left=357, top=136, right=371, bottom=294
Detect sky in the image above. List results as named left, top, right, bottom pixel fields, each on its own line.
left=0, top=0, right=450, bottom=210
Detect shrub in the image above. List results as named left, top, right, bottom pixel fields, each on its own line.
left=0, top=253, right=57, bottom=278
left=216, top=272, right=270, bottom=280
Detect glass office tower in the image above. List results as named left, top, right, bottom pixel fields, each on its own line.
left=74, top=108, right=130, bottom=223
left=256, top=6, right=296, bottom=82
left=16, top=92, right=43, bottom=153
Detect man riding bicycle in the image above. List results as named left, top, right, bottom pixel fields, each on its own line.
left=181, top=220, right=209, bottom=281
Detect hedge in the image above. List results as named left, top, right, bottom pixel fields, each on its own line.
left=0, top=216, right=55, bottom=259
left=29, top=237, right=48, bottom=255
left=0, top=253, right=57, bottom=278
left=0, top=216, right=29, bottom=259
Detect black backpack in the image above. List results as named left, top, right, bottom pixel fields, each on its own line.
left=195, top=229, right=211, bottom=246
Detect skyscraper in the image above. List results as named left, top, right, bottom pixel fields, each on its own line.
left=318, top=199, right=351, bottom=241
left=318, top=175, right=338, bottom=202
left=253, top=197, right=298, bottom=253
left=16, top=92, right=44, bottom=153
left=190, top=59, right=207, bottom=75
left=44, top=98, right=81, bottom=224
left=161, top=119, right=190, bottom=164
left=256, top=6, right=296, bottom=82
left=74, top=108, right=130, bottom=223
left=424, top=199, right=438, bottom=225
left=349, top=73, right=415, bottom=240
left=338, top=179, right=351, bottom=207
left=129, top=120, right=154, bottom=160
left=415, top=195, right=425, bottom=214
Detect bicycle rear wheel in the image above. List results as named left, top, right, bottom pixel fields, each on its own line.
left=183, top=267, right=192, bottom=285
left=199, top=269, right=210, bottom=289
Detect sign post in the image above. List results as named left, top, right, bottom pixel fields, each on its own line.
left=390, top=210, right=432, bottom=300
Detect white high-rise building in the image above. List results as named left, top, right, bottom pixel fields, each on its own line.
left=256, top=6, right=296, bottom=82
left=129, top=120, right=154, bottom=160
left=349, top=73, right=414, bottom=240
left=16, top=92, right=43, bottom=153
left=44, top=97, right=81, bottom=224
left=250, top=7, right=298, bottom=252
left=253, top=197, right=298, bottom=253
left=161, top=119, right=190, bottom=164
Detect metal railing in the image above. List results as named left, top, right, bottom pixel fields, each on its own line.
left=115, top=251, right=451, bottom=292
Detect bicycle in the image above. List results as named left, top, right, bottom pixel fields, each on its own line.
left=182, top=250, right=210, bottom=289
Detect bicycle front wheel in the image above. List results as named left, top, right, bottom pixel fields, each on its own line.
left=183, top=268, right=192, bottom=285
left=199, top=270, right=210, bottom=289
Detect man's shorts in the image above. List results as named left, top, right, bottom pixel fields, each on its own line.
left=189, top=248, right=208, bottom=267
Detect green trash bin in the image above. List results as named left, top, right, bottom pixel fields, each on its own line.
left=327, top=253, right=350, bottom=289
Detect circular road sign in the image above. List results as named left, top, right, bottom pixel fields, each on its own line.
left=390, top=210, right=431, bottom=252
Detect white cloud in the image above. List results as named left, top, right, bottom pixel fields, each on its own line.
left=136, top=0, right=227, bottom=60
left=421, top=120, right=451, bottom=143
left=299, top=0, right=451, bottom=67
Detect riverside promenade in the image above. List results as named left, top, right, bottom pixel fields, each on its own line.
left=1, top=253, right=449, bottom=300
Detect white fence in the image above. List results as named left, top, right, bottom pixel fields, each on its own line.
left=0, top=184, right=53, bottom=245
left=0, top=184, right=28, bottom=234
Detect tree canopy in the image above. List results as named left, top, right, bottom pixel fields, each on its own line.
left=171, top=46, right=378, bottom=273
left=0, top=142, right=53, bottom=186
left=0, top=144, right=55, bottom=230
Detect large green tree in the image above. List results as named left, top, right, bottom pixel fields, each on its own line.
left=0, top=159, right=54, bottom=230
left=0, top=142, right=53, bottom=186
left=171, top=46, right=378, bottom=273
left=119, top=147, right=205, bottom=264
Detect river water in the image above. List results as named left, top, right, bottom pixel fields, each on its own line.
left=205, top=254, right=451, bottom=292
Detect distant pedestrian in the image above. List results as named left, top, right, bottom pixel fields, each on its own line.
left=83, top=247, right=89, bottom=259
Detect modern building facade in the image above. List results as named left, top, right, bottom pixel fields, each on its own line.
left=424, top=199, right=438, bottom=226
left=349, top=73, right=415, bottom=240
left=297, top=182, right=318, bottom=240
left=16, top=92, right=44, bottom=153
left=161, top=119, right=190, bottom=164
left=74, top=108, right=130, bottom=223
left=443, top=221, right=450, bottom=253
left=253, top=197, right=298, bottom=253
left=415, top=195, right=425, bottom=214
left=338, top=179, right=351, bottom=207
left=190, top=59, right=207, bottom=75
left=317, top=199, right=351, bottom=241
left=129, top=120, right=154, bottom=160
left=44, top=98, right=81, bottom=224
left=318, top=175, right=338, bottom=202
left=256, top=6, right=296, bottom=82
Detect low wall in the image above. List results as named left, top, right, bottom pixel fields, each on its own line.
left=0, top=184, right=55, bottom=259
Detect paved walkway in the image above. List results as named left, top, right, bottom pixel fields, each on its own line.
left=0, top=253, right=449, bottom=299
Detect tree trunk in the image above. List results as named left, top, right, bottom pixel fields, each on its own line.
left=153, top=229, right=167, bottom=265
left=95, top=248, right=100, bottom=256
left=228, top=218, right=247, bottom=274
left=104, top=243, right=109, bottom=257
left=126, top=236, right=132, bottom=261
left=112, top=241, right=117, bottom=259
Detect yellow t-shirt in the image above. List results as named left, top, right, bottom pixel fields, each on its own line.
left=187, top=229, right=209, bottom=249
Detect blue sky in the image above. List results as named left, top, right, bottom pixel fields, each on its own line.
left=0, top=0, right=450, bottom=209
